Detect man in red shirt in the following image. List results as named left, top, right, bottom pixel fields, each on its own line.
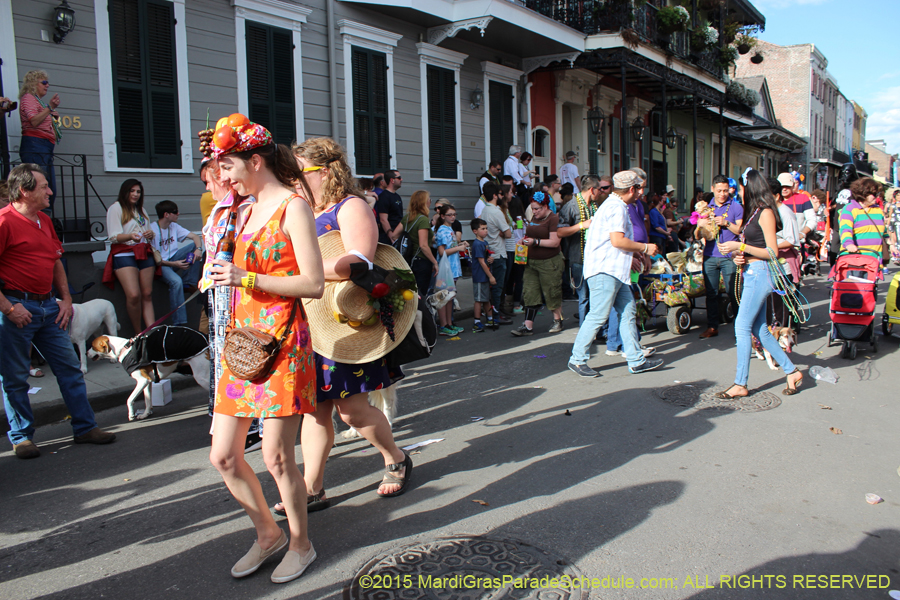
left=0, top=164, right=116, bottom=458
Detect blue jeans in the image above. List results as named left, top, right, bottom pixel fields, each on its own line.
left=160, top=241, right=201, bottom=325
left=733, top=261, right=796, bottom=386
left=703, top=255, right=736, bottom=329
left=1, top=298, right=98, bottom=444
left=19, top=136, right=56, bottom=210
left=570, top=262, right=590, bottom=325
left=570, top=273, right=643, bottom=368
left=489, top=258, right=508, bottom=311
left=607, top=300, right=642, bottom=351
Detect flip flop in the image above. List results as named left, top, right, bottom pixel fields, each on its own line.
left=378, top=452, right=413, bottom=498
left=714, top=388, right=748, bottom=399
left=29, top=368, right=44, bottom=378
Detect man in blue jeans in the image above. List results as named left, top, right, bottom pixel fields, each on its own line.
left=151, top=200, right=203, bottom=325
left=557, top=175, right=608, bottom=325
left=0, top=164, right=116, bottom=458
left=698, top=174, right=744, bottom=339
left=568, top=170, right=664, bottom=378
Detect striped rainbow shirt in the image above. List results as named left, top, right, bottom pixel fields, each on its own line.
left=839, top=200, right=885, bottom=257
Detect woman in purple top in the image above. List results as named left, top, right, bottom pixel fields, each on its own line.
left=275, top=138, right=410, bottom=515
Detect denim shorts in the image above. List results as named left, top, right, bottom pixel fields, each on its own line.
left=113, top=254, right=156, bottom=270
left=473, top=281, right=490, bottom=302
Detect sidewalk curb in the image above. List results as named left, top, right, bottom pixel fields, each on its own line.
left=0, top=376, right=201, bottom=435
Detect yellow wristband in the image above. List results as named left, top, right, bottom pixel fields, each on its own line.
left=739, top=243, right=746, bottom=252
left=240, top=273, right=257, bottom=289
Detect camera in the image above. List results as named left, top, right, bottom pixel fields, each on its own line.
left=0, top=99, right=17, bottom=112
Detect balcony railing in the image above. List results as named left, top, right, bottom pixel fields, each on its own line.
left=520, top=0, right=724, bottom=80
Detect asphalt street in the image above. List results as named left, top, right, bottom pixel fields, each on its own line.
left=1, top=272, right=898, bottom=600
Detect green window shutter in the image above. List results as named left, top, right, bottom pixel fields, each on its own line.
left=427, top=65, right=457, bottom=179
left=246, top=22, right=296, bottom=146
left=351, top=47, right=390, bottom=175
left=489, top=81, right=513, bottom=164
left=110, top=0, right=181, bottom=169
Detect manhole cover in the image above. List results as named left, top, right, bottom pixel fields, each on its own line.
left=657, top=385, right=781, bottom=412
left=345, top=536, right=589, bottom=600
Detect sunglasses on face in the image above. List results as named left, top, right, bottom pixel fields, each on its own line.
left=302, top=166, right=323, bottom=172
left=40, top=81, right=49, bottom=85
left=599, top=185, right=611, bottom=190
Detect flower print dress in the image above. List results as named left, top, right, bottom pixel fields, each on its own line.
left=434, top=224, right=461, bottom=279
left=314, top=198, right=403, bottom=400
left=214, top=195, right=317, bottom=418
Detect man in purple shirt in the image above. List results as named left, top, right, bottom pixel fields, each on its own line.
left=698, top=174, right=744, bottom=338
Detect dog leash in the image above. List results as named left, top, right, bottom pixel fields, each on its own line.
left=124, top=289, right=202, bottom=349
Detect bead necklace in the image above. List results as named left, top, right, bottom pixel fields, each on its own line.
left=576, top=192, right=596, bottom=261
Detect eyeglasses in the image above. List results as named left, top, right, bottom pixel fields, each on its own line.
left=445, top=212, right=457, bottom=217
left=302, top=166, right=323, bottom=172
left=599, top=185, right=611, bottom=190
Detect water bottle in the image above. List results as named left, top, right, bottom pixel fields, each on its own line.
left=516, top=217, right=524, bottom=230
left=809, top=365, right=838, bottom=384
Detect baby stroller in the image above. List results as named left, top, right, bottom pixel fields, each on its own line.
left=827, top=254, right=881, bottom=359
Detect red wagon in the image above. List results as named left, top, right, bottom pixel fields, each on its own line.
left=827, top=254, right=882, bottom=359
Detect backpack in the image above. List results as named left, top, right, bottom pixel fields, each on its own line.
left=394, top=214, right=424, bottom=264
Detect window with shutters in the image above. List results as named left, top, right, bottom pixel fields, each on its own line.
left=425, top=66, right=458, bottom=180
left=488, top=81, right=514, bottom=165
left=245, top=22, right=296, bottom=146
left=351, top=47, right=390, bottom=176
left=108, top=0, right=180, bottom=169
left=611, top=116, right=620, bottom=173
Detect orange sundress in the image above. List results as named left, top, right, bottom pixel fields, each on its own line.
left=214, top=196, right=317, bottom=418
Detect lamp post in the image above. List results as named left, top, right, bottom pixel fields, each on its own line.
left=666, top=127, right=678, bottom=149
left=469, top=87, right=484, bottom=110
left=631, top=117, right=645, bottom=142
left=587, top=107, right=605, bottom=136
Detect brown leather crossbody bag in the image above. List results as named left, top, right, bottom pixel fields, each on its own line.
left=223, top=299, right=300, bottom=382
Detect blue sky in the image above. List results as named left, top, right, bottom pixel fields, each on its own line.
left=752, top=0, right=900, bottom=156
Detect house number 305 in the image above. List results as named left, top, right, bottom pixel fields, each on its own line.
left=58, top=115, right=82, bottom=129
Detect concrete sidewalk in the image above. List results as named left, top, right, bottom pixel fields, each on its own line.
left=0, top=276, right=480, bottom=432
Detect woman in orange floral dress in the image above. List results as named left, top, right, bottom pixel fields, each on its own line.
left=206, top=119, right=324, bottom=584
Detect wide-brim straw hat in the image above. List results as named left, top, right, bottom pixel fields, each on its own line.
left=303, top=231, right=417, bottom=364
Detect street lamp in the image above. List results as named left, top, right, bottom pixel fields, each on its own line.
left=666, top=127, right=678, bottom=149
left=53, top=0, right=76, bottom=44
left=587, top=107, right=605, bottom=135
left=631, top=117, right=645, bottom=142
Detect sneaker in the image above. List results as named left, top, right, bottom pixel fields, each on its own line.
left=568, top=362, right=599, bottom=378
left=439, top=326, right=455, bottom=336
left=493, top=313, right=513, bottom=325
left=472, top=321, right=485, bottom=333
left=548, top=319, right=563, bottom=333
left=451, top=325, right=465, bottom=335
left=629, top=357, right=664, bottom=374
left=244, top=430, right=263, bottom=453
left=271, top=542, right=317, bottom=584
left=485, top=318, right=499, bottom=330
left=512, top=306, right=524, bottom=314
left=607, top=346, right=656, bottom=358
left=605, top=349, right=623, bottom=356
left=511, top=324, right=533, bottom=337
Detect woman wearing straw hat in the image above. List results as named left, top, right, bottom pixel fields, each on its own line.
left=289, top=137, right=414, bottom=508
left=205, top=116, right=324, bottom=583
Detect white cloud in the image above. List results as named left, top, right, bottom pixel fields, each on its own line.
left=864, top=86, right=900, bottom=155
left=877, top=72, right=900, bottom=81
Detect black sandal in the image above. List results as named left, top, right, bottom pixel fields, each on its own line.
left=378, top=452, right=413, bottom=498
left=273, top=489, right=330, bottom=516
left=783, top=369, right=803, bottom=396
left=714, top=386, right=749, bottom=399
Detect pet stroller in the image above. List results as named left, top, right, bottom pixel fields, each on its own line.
left=827, top=254, right=881, bottom=359
left=882, top=270, right=900, bottom=337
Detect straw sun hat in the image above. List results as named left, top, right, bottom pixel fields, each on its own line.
left=303, top=231, right=417, bottom=364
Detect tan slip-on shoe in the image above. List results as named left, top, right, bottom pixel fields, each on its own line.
left=14, top=440, right=40, bottom=459
left=73, top=428, right=117, bottom=444
left=231, top=529, right=288, bottom=578
left=271, top=542, right=316, bottom=584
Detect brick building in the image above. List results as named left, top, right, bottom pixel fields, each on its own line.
left=735, top=39, right=867, bottom=194
left=866, top=139, right=898, bottom=187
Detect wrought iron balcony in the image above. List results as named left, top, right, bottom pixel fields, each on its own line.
left=519, top=0, right=724, bottom=80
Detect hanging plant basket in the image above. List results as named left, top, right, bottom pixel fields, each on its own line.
left=750, top=52, right=764, bottom=64
left=737, top=43, right=751, bottom=55
left=656, top=5, right=691, bottom=35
